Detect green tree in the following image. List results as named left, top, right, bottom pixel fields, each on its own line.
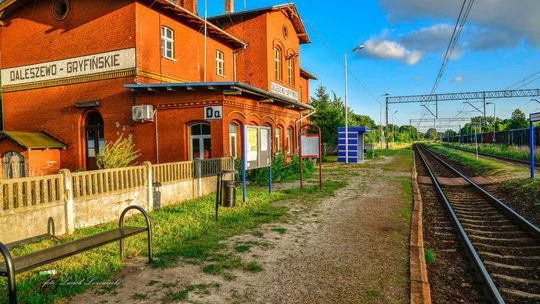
left=310, top=85, right=345, bottom=145
left=424, top=128, right=438, bottom=140
left=509, top=109, right=528, bottom=129
left=96, top=136, right=141, bottom=169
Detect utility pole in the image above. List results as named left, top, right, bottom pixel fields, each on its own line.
left=344, top=53, right=349, bottom=163
left=385, top=96, right=389, bottom=149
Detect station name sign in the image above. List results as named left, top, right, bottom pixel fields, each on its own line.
left=1, top=48, right=136, bottom=87
left=270, top=82, right=299, bottom=100
left=531, top=112, right=540, bottom=123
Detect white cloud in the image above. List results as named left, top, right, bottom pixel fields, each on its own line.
left=400, top=24, right=453, bottom=51
left=452, top=75, right=464, bottom=83
left=361, top=38, right=423, bottom=65
left=380, top=0, right=540, bottom=47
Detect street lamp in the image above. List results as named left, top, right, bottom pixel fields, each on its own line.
left=380, top=93, right=390, bottom=150
left=487, top=102, right=496, bottom=143
left=344, top=45, right=364, bottom=163
left=392, top=110, right=398, bottom=147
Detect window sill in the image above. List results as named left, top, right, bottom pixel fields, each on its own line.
left=162, top=56, right=177, bottom=62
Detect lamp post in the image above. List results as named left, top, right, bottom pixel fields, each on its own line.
left=380, top=93, right=390, bottom=150
left=392, top=110, right=398, bottom=147
left=344, top=45, right=364, bottom=163
left=487, top=102, right=496, bottom=143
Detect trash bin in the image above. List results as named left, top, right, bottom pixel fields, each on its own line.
left=222, top=180, right=236, bottom=207
left=215, top=169, right=238, bottom=221
left=220, top=169, right=237, bottom=208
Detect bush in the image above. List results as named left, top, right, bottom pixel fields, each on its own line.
left=235, top=154, right=316, bottom=186
left=96, top=136, right=141, bottom=169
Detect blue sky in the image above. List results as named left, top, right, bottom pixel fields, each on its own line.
left=203, top=0, right=540, bottom=130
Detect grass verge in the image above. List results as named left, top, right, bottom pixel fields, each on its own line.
left=427, top=144, right=524, bottom=176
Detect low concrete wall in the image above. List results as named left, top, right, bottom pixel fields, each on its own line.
left=75, top=188, right=148, bottom=229
left=0, top=203, right=66, bottom=244
left=0, top=158, right=233, bottom=245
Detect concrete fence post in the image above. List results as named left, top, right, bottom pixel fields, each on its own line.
left=59, top=169, right=75, bottom=234
left=194, top=160, right=202, bottom=197
left=143, top=161, right=153, bottom=212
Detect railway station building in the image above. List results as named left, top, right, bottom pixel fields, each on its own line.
left=0, top=0, right=316, bottom=176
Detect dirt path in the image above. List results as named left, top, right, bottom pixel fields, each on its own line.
left=66, top=153, right=411, bottom=304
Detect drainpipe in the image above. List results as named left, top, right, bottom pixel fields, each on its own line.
left=155, top=110, right=159, bottom=163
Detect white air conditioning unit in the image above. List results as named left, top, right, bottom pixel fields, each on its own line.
left=132, top=105, right=155, bottom=122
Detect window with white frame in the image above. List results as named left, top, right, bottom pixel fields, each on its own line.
left=216, top=50, right=225, bottom=77
left=275, top=127, right=282, bottom=153
left=161, top=26, right=174, bottom=60
left=274, top=47, right=282, bottom=80
left=229, top=123, right=238, bottom=158
left=288, top=59, right=294, bottom=85
left=286, top=128, right=292, bottom=154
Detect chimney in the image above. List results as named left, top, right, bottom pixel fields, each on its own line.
left=182, top=0, right=197, bottom=14
left=225, top=0, right=234, bottom=14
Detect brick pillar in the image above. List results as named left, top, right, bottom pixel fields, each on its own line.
left=225, top=0, right=234, bottom=14
left=59, top=169, right=75, bottom=234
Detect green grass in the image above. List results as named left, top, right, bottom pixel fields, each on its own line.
left=425, top=248, right=436, bottom=264
left=501, top=178, right=540, bottom=205
left=400, top=178, right=413, bottom=224
left=428, top=144, right=522, bottom=176
left=446, top=142, right=540, bottom=162
left=270, top=227, right=287, bottom=234
left=244, top=261, right=263, bottom=272
left=162, top=282, right=220, bottom=303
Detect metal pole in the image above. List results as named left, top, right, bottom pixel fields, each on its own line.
left=483, top=95, right=487, bottom=119
left=380, top=96, right=383, bottom=150
left=493, top=103, right=496, bottom=143
left=531, top=118, right=535, bottom=179
left=299, top=127, right=303, bottom=190
left=242, top=125, right=247, bottom=204
left=385, top=97, right=389, bottom=149
left=475, top=126, right=479, bottom=160
left=344, top=53, right=349, bottom=163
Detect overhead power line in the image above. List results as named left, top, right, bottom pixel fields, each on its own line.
left=430, top=0, right=475, bottom=95
left=507, top=70, right=540, bottom=89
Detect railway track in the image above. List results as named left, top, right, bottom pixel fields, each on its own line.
left=416, top=144, right=540, bottom=304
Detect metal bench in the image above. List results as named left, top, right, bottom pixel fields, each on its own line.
left=0, top=205, right=153, bottom=304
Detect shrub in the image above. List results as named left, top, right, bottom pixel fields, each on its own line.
left=96, top=136, right=141, bottom=169
left=234, top=153, right=316, bottom=186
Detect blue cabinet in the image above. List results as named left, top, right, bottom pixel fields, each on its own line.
left=337, top=127, right=369, bottom=163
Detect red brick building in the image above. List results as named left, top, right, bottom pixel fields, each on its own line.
left=0, top=0, right=316, bottom=175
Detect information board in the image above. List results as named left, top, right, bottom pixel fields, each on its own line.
left=244, top=126, right=271, bottom=170
left=300, top=135, right=320, bottom=158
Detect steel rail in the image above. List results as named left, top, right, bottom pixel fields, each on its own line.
left=415, top=145, right=505, bottom=304
left=424, top=146, right=540, bottom=237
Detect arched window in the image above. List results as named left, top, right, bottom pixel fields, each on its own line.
left=286, top=127, right=292, bottom=154
left=2, top=152, right=25, bottom=179
left=274, top=47, right=282, bottom=81
left=275, top=127, right=282, bottom=153
left=229, top=123, right=238, bottom=159
left=190, top=123, right=211, bottom=160
left=288, top=58, right=294, bottom=85
left=85, top=112, right=104, bottom=170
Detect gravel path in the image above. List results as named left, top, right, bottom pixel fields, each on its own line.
left=66, top=154, right=411, bottom=304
